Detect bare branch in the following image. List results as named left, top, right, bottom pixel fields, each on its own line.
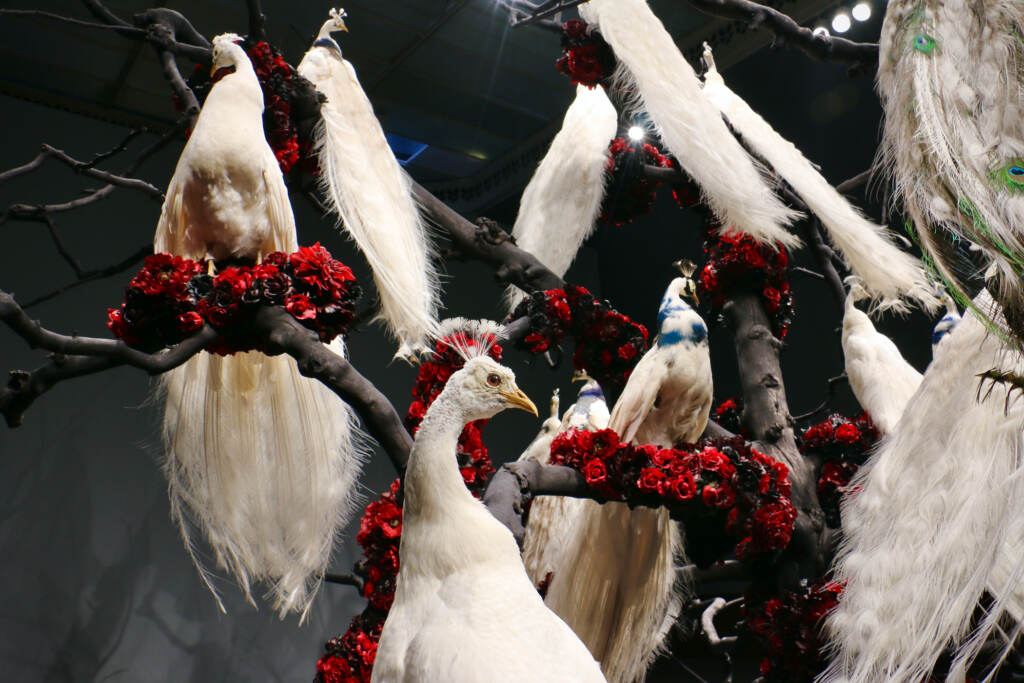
left=246, top=0, right=267, bottom=42
left=0, top=8, right=146, bottom=35
left=22, top=245, right=152, bottom=310
left=322, top=572, right=364, bottom=591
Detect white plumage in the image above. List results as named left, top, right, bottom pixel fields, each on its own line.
left=155, top=34, right=366, bottom=618
left=505, top=84, right=617, bottom=311
left=701, top=45, right=936, bottom=314
left=578, top=0, right=801, bottom=249
left=822, top=291, right=1024, bottom=682
left=371, top=343, right=605, bottom=682
left=841, top=284, right=922, bottom=435
left=298, top=10, right=439, bottom=356
left=544, top=278, right=713, bottom=683
left=520, top=380, right=610, bottom=588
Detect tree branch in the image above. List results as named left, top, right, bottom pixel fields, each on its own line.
left=246, top=0, right=267, bottom=42
left=21, top=245, right=152, bottom=310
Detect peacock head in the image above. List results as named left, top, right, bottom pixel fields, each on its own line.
left=448, top=356, right=538, bottom=422
left=657, top=276, right=708, bottom=347
left=210, top=33, right=247, bottom=81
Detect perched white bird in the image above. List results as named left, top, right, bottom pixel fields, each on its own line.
left=701, top=44, right=935, bottom=314
left=823, top=291, right=1024, bottom=682
left=371, top=325, right=606, bottom=683
left=154, top=33, right=365, bottom=618
left=505, top=84, right=617, bottom=311
left=298, top=9, right=439, bottom=356
left=877, top=0, right=1024, bottom=345
left=931, top=292, right=962, bottom=354
left=520, top=380, right=611, bottom=588
left=841, top=282, right=923, bottom=435
left=544, top=275, right=713, bottom=683
left=578, top=0, right=800, bottom=249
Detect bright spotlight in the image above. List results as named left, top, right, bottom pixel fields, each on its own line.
left=812, top=26, right=830, bottom=38
left=832, top=12, right=851, bottom=33
left=852, top=2, right=871, bottom=21
left=628, top=126, right=645, bottom=141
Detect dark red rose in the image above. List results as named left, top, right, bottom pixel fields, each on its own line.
left=286, top=294, right=317, bottom=320
left=177, top=311, right=204, bottom=333
left=701, top=483, right=735, bottom=509
left=667, top=471, right=697, bottom=501
left=834, top=423, right=861, bottom=444
left=197, top=299, right=232, bottom=328
left=637, top=467, right=667, bottom=495
left=581, top=458, right=608, bottom=487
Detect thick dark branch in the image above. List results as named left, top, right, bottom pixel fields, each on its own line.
left=322, top=572, right=364, bottom=591
left=246, top=0, right=267, bottom=42
left=1, top=355, right=119, bottom=427
left=682, top=0, right=878, bottom=69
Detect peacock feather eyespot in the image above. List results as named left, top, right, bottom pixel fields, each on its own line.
left=990, top=161, right=1024, bottom=193
left=913, top=33, right=936, bottom=53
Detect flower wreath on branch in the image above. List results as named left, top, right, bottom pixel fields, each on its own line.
left=548, top=429, right=797, bottom=566
left=799, top=412, right=879, bottom=528
left=509, top=284, right=649, bottom=393
left=713, top=396, right=746, bottom=437
left=314, top=328, right=502, bottom=683
left=555, top=19, right=616, bottom=88
left=601, top=137, right=676, bottom=227
left=699, top=226, right=795, bottom=338
left=182, top=40, right=322, bottom=176
left=745, top=579, right=845, bottom=682
left=107, top=244, right=360, bottom=355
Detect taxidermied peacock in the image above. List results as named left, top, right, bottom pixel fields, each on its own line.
left=544, top=272, right=713, bottom=683
left=505, top=84, right=617, bottom=311
left=823, top=291, right=1024, bottom=682
left=520, top=378, right=610, bottom=588
left=298, top=8, right=439, bottom=357
left=877, top=0, right=1024, bottom=345
left=371, top=321, right=606, bottom=682
left=154, top=33, right=366, bottom=618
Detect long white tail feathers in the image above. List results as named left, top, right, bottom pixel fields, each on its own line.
left=578, top=0, right=801, bottom=250
left=159, top=338, right=367, bottom=620
left=505, top=85, right=618, bottom=312
left=298, top=44, right=440, bottom=355
left=822, top=292, right=1024, bottom=682
left=701, top=45, right=936, bottom=314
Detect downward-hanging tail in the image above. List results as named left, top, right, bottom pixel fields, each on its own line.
left=298, top=30, right=439, bottom=355
left=505, top=85, right=618, bottom=312
left=822, top=292, right=1024, bottom=682
left=578, top=0, right=801, bottom=249
left=877, top=0, right=1024, bottom=343
left=701, top=45, right=936, bottom=314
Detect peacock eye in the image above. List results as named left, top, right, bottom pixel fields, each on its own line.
left=486, top=373, right=501, bottom=387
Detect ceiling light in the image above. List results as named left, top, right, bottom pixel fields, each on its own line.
left=852, top=2, right=871, bottom=21
left=628, top=126, right=645, bottom=141
left=812, top=26, right=830, bottom=38
left=832, top=13, right=851, bottom=33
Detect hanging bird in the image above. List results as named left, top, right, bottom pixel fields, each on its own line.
left=544, top=270, right=713, bottom=683
left=701, top=44, right=936, bottom=314
left=505, top=84, right=617, bottom=312
left=823, top=291, right=1024, bottom=682
left=931, top=292, right=962, bottom=354
left=877, top=0, right=1024, bottom=346
left=298, top=9, right=439, bottom=357
left=520, top=379, right=611, bottom=588
left=154, top=33, right=366, bottom=618
left=371, top=323, right=606, bottom=683
left=578, top=0, right=801, bottom=249
left=841, top=280, right=923, bottom=435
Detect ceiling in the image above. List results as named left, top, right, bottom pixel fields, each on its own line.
left=0, top=0, right=841, bottom=212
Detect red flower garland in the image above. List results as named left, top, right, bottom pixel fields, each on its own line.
left=745, top=580, right=844, bottom=682
left=314, top=328, right=502, bottom=683
left=555, top=20, right=616, bottom=88
left=107, top=244, right=360, bottom=354
left=713, top=397, right=746, bottom=437
left=800, top=413, right=879, bottom=528
left=699, top=227, right=795, bottom=338
left=548, top=429, right=796, bottom=564
left=510, top=284, right=649, bottom=393
left=601, top=137, right=676, bottom=227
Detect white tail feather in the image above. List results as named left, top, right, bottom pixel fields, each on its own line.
left=578, top=0, right=801, bottom=249
left=298, top=43, right=440, bottom=353
left=701, top=45, right=937, bottom=314
left=822, top=292, right=1024, bottom=682
left=506, top=85, right=617, bottom=311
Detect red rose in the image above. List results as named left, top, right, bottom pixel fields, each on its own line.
left=286, top=294, right=317, bottom=320
left=762, top=286, right=781, bottom=313
left=701, top=483, right=735, bottom=509
left=637, top=467, right=667, bottom=495
left=582, top=459, right=608, bottom=486
left=667, top=471, right=697, bottom=501
left=749, top=501, right=797, bottom=553
left=290, top=242, right=355, bottom=299
left=834, top=423, right=861, bottom=444
left=617, top=343, right=637, bottom=360
left=177, top=311, right=204, bottom=333
left=197, top=299, right=232, bottom=328
left=316, top=654, right=352, bottom=683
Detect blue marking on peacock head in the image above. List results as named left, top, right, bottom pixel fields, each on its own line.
left=578, top=380, right=605, bottom=401
left=656, top=277, right=708, bottom=347
left=932, top=314, right=959, bottom=347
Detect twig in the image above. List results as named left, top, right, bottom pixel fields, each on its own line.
left=793, top=266, right=825, bottom=280
left=44, top=216, right=85, bottom=278
left=22, top=245, right=152, bottom=310
left=39, top=144, right=163, bottom=198
left=801, top=217, right=847, bottom=311
left=81, top=128, right=147, bottom=169
left=246, top=0, right=267, bottom=42
left=793, top=373, right=848, bottom=421
left=322, top=572, right=364, bottom=591
left=836, top=168, right=872, bottom=194
left=701, top=597, right=740, bottom=650
left=0, top=8, right=146, bottom=35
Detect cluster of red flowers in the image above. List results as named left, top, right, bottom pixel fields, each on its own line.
left=549, top=429, right=797, bottom=564
left=555, top=19, right=615, bottom=88
left=107, top=244, right=360, bottom=354
left=699, top=228, right=795, bottom=338
left=315, top=329, right=503, bottom=683
left=600, top=137, right=676, bottom=226
left=182, top=40, right=319, bottom=176
left=510, top=284, right=649, bottom=393
left=713, top=397, right=745, bottom=437
left=800, top=413, right=879, bottom=528
left=745, top=581, right=844, bottom=682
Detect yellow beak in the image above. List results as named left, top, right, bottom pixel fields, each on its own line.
left=500, top=388, right=538, bottom=417
left=337, top=20, right=348, bottom=32
left=210, top=64, right=217, bottom=78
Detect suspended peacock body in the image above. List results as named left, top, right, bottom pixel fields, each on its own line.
left=878, top=0, right=1024, bottom=343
